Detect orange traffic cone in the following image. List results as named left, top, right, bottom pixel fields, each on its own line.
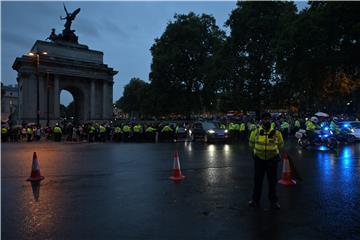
left=278, top=153, right=296, bottom=186
left=27, top=152, right=45, bottom=182
left=169, top=150, right=185, bottom=181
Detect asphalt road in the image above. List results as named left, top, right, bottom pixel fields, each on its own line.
left=2, top=139, right=360, bottom=240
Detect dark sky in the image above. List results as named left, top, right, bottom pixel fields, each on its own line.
left=1, top=1, right=307, bottom=105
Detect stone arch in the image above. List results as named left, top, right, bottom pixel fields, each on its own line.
left=12, top=40, right=117, bottom=126
left=60, top=85, right=85, bottom=122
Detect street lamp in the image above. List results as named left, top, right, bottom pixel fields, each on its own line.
left=28, top=51, right=47, bottom=127
left=46, top=72, right=50, bottom=127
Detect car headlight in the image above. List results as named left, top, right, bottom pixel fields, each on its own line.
left=189, top=130, right=192, bottom=135
left=224, top=129, right=228, bottom=133
left=350, top=128, right=355, bottom=133
left=208, top=129, right=215, bottom=134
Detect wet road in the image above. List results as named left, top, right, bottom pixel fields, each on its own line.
left=2, top=140, right=360, bottom=239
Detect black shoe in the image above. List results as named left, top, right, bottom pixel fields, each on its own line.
left=248, top=200, right=259, bottom=208
left=271, top=202, right=280, bottom=210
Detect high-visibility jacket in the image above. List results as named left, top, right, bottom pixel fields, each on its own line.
left=133, top=124, right=142, bottom=133
left=27, top=127, right=33, bottom=135
left=122, top=125, right=131, bottom=133
left=53, top=126, right=62, bottom=134
left=145, top=127, right=156, bottom=133
left=240, top=123, right=246, bottom=131
left=271, top=122, right=276, bottom=129
left=228, top=123, right=236, bottom=131
left=99, top=125, right=106, bottom=133
left=114, top=127, right=122, bottom=133
left=234, top=123, right=240, bottom=131
left=161, top=125, right=173, bottom=132
left=2, top=127, right=8, bottom=134
left=294, top=120, right=301, bottom=128
left=281, top=122, right=289, bottom=130
left=89, top=126, right=95, bottom=134
left=249, top=126, right=283, bottom=160
left=306, top=121, right=316, bottom=131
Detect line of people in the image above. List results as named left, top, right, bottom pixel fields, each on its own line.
left=1, top=114, right=357, bottom=143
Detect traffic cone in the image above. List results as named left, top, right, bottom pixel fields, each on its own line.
left=27, top=152, right=45, bottom=182
left=169, top=150, right=185, bottom=181
left=278, top=153, right=296, bottom=186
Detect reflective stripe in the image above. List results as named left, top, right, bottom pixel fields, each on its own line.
left=254, top=141, right=277, bottom=146
left=253, top=126, right=280, bottom=159
left=254, top=148, right=278, bottom=153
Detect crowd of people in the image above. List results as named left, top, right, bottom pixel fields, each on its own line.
left=1, top=113, right=358, bottom=143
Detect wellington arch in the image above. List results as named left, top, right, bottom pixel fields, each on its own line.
left=12, top=6, right=117, bottom=126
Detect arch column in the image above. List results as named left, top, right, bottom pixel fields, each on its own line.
left=90, top=79, right=95, bottom=119
left=53, top=75, right=60, bottom=119
left=102, top=81, right=107, bottom=119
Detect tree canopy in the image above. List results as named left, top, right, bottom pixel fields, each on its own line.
left=115, top=2, right=360, bottom=116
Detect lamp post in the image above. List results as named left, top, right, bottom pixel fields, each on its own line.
left=46, top=72, right=50, bottom=127
left=28, top=51, right=47, bottom=127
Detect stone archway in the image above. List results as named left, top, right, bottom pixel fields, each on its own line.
left=13, top=40, right=117, bottom=125
left=60, top=86, right=84, bottom=122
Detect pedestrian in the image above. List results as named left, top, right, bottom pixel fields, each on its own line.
left=53, top=123, right=62, bottom=142
left=35, top=126, right=41, bottom=141
left=248, top=112, right=284, bottom=210
left=26, top=126, right=33, bottom=142
left=1, top=126, right=9, bottom=142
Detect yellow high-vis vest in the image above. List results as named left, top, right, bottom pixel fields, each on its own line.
left=249, top=126, right=283, bottom=160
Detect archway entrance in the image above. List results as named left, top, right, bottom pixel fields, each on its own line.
left=60, top=87, right=84, bottom=124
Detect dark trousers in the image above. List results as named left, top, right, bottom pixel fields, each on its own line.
left=252, top=155, right=279, bottom=204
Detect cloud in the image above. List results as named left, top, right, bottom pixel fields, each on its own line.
left=100, top=19, right=129, bottom=40
left=76, top=18, right=100, bottom=39
left=2, top=31, right=34, bottom=49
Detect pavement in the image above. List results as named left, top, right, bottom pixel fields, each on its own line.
left=2, top=139, right=360, bottom=240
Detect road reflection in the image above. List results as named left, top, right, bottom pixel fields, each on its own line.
left=316, top=145, right=358, bottom=183
left=31, top=182, right=41, bottom=202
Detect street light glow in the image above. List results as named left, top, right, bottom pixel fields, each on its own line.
left=28, top=51, right=48, bottom=56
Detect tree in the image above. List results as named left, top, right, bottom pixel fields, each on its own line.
left=149, top=12, right=225, bottom=118
left=277, top=2, right=360, bottom=112
left=226, top=1, right=297, bottom=116
left=115, top=78, right=151, bottom=117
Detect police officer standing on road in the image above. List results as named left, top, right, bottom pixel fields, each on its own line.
left=248, top=112, right=284, bottom=210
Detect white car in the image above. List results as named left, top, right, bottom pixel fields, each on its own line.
left=339, top=121, right=360, bottom=140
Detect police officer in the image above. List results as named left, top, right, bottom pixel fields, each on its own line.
left=280, top=119, right=289, bottom=139
left=26, top=126, right=33, bottom=142
left=53, top=124, right=62, bottom=142
left=99, top=124, right=106, bottom=142
left=1, top=126, right=9, bottom=142
left=248, top=112, right=284, bottom=209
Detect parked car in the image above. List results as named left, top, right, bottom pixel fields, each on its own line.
left=189, top=121, right=228, bottom=143
left=338, top=121, right=360, bottom=140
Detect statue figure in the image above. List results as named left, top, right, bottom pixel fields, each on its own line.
left=59, top=4, right=81, bottom=43
left=46, top=28, right=59, bottom=41
left=60, top=4, right=80, bottom=32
